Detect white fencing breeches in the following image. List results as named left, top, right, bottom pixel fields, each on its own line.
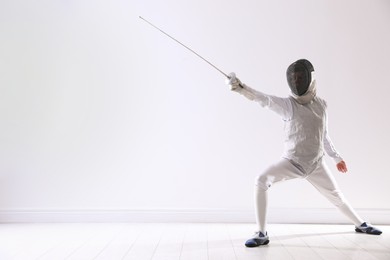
left=254, top=158, right=363, bottom=233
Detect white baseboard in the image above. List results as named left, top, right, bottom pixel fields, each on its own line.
left=0, top=208, right=389, bottom=224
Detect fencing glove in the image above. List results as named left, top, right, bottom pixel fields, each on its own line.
left=226, top=72, right=243, bottom=91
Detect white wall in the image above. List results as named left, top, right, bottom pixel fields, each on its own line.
left=1, top=0, right=390, bottom=223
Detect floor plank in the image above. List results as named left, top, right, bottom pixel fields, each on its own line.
left=179, top=223, right=208, bottom=260
left=94, top=224, right=145, bottom=260
left=151, top=224, right=187, bottom=260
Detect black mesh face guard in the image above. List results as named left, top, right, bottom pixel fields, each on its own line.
left=286, top=59, right=314, bottom=96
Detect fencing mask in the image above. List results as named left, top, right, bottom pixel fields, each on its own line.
left=286, top=59, right=314, bottom=96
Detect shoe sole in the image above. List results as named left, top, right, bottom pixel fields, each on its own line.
left=245, top=239, right=270, bottom=247
left=355, top=228, right=382, bottom=235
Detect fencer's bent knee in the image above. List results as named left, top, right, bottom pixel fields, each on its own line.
left=255, top=174, right=272, bottom=191
left=255, top=159, right=303, bottom=191
left=255, top=162, right=285, bottom=190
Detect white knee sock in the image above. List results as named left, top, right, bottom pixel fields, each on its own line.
left=255, top=185, right=268, bottom=233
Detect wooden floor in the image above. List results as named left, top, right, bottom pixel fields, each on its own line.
left=0, top=223, right=389, bottom=260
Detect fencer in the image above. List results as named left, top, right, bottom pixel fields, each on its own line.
left=226, top=59, right=382, bottom=248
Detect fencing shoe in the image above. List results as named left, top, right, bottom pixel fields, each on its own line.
left=245, top=231, right=270, bottom=247
left=355, top=222, right=382, bottom=235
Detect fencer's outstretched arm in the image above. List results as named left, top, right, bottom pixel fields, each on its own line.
left=226, top=73, right=292, bottom=120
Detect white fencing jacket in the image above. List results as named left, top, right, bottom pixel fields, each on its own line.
left=235, top=84, right=343, bottom=175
